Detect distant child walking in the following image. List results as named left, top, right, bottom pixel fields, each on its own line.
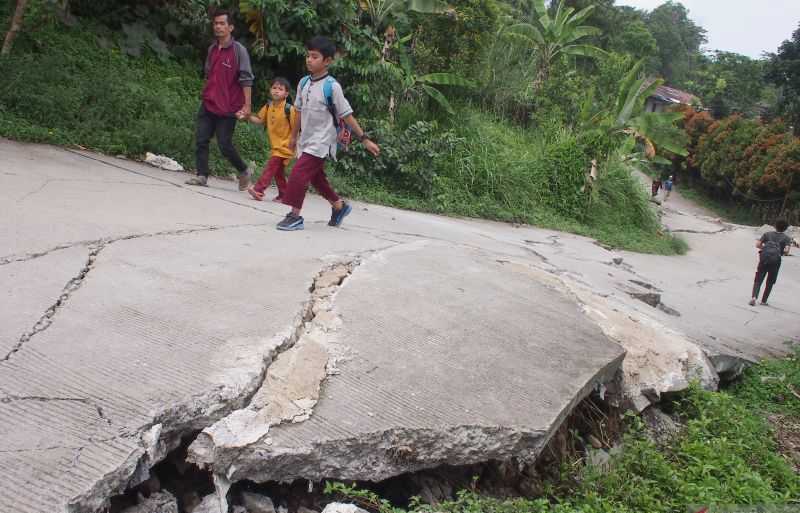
left=277, top=36, right=380, bottom=231
left=246, top=78, right=298, bottom=202
left=663, top=175, right=674, bottom=201
left=749, top=218, right=793, bottom=306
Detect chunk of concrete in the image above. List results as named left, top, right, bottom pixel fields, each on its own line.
left=198, top=242, right=625, bottom=483
left=321, top=504, right=369, bottom=513
left=241, top=492, right=276, bottom=513
left=194, top=493, right=223, bottom=513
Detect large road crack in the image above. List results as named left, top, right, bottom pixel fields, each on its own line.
left=1, top=243, right=103, bottom=363
left=1, top=223, right=271, bottom=363
left=67, top=253, right=379, bottom=513
left=0, top=223, right=267, bottom=266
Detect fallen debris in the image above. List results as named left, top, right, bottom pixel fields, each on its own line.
left=144, top=152, right=184, bottom=172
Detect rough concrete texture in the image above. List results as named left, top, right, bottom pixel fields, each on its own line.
left=1, top=138, right=798, bottom=512
left=190, top=242, right=624, bottom=483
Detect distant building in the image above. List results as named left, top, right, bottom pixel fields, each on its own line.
left=645, top=85, right=700, bottom=113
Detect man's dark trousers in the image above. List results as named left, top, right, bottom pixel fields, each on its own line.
left=195, top=104, right=248, bottom=177
left=752, top=260, right=781, bottom=302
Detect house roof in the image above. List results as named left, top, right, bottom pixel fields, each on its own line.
left=650, top=85, right=698, bottom=106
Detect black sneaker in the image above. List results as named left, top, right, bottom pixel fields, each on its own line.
left=328, top=202, right=353, bottom=227
left=277, top=213, right=304, bottom=231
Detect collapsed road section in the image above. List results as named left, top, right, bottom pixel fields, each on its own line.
left=185, top=242, right=625, bottom=507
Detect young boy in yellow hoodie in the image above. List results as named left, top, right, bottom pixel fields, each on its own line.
left=246, top=77, right=298, bottom=201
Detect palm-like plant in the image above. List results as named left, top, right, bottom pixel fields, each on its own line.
left=389, top=47, right=476, bottom=118
left=610, top=60, right=689, bottom=161
left=359, top=0, right=448, bottom=33
left=505, top=0, right=606, bottom=87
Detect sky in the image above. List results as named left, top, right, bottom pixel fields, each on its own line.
left=614, top=0, right=800, bottom=59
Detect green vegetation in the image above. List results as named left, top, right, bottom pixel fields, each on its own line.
left=671, top=108, right=800, bottom=225
left=0, top=1, right=690, bottom=254
left=677, top=186, right=763, bottom=226
left=732, top=348, right=800, bottom=417
left=324, top=352, right=800, bottom=513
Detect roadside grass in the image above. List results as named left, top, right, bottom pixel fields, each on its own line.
left=330, top=109, right=687, bottom=255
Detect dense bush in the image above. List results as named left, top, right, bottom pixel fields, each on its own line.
left=678, top=108, right=800, bottom=222
left=329, top=107, right=683, bottom=254
left=332, top=120, right=464, bottom=198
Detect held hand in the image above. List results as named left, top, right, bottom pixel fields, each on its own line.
left=236, top=105, right=252, bottom=120
left=289, top=136, right=297, bottom=151
left=364, top=139, right=380, bottom=157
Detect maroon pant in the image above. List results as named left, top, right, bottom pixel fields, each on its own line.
left=253, top=156, right=288, bottom=197
left=282, top=152, right=339, bottom=210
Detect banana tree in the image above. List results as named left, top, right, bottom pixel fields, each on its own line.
left=388, top=47, right=475, bottom=120
left=357, top=0, right=449, bottom=62
left=611, top=60, right=689, bottom=161
left=505, top=0, right=606, bottom=88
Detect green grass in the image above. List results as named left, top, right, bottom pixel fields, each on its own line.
left=330, top=110, right=687, bottom=255
left=731, top=347, right=800, bottom=417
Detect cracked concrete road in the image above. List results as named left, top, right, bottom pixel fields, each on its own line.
left=1, top=138, right=798, bottom=512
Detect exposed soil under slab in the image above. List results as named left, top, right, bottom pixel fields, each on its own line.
left=110, top=391, right=624, bottom=513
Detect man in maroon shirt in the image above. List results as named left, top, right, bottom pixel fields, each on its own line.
left=186, top=9, right=255, bottom=190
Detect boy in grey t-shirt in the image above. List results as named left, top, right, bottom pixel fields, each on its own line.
left=277, top=36, right=380, bottom=231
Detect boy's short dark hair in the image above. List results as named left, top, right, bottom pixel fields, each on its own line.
left=775, top=218, right=789, bottom=232
left=212, top=9, right=232, bottom=24
left=272, top=77, right=291, bottom=92
left=306, top=36, right=336, bottom=59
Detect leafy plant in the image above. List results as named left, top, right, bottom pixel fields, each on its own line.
left=585, top=59, right=688, bottom=167
left=505, top=0, right=606, bottom=87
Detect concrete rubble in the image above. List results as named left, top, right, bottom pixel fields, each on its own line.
left=1, top=138, right=798, bottom=512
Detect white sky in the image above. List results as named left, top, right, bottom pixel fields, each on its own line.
left=614, top=0, right=800, bottom=59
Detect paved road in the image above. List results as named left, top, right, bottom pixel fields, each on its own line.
left=1, top=139, right=797, bottom=512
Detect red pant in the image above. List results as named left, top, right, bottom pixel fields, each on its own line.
left=253, top=156, right=288, bottom=196
left=282, top=153, right=339, bottom=210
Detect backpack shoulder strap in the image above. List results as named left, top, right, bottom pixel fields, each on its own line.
left=322, top=76, right=339, bottom=127
left=299, top=75, right=312, bottom=94
left=322, top=76, right=336, bottom=107
left=284, top=101, right=292, bottom=121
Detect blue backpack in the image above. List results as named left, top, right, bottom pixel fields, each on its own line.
left=298, top=74, right=351, bottom=151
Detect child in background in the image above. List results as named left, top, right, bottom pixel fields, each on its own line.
left=246, top=77, right=297, bottom=202
left=663, top=175, right=674, bottom=201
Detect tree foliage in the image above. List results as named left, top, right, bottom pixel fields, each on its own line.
left=505, top=0, right=606, bottom=86
left=644, top=0, right=707, bottom=87
left=686, top=51, right=767, bottom=118
left=766, top=22, right=800, bottom=134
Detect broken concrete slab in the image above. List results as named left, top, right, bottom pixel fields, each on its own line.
left=192, top=242, right=625, bottom=484
left=0, top=225, right=390, bottom=513
left=2, top=140, right=798, bottom=513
